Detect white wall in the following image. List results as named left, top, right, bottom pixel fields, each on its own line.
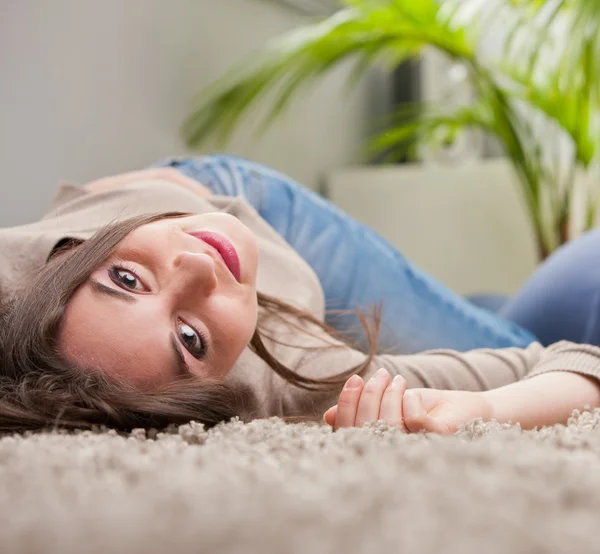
left=0, top=0, right=369, bottom=226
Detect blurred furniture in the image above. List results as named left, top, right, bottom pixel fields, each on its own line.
left=326, top=159, right=538, bottom=296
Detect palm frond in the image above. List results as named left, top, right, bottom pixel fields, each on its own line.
left=495, top=60, right=595, bottom=167
left=182, top=0, right=600, bottom=256
left=182, top=0, right=476, bottom=148
left=370, top=73, right=550, bottom=242
left=500, top=0, right=600, bottom=101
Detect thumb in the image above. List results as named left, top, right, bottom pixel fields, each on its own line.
left=403, top=391, right=451, bottom=434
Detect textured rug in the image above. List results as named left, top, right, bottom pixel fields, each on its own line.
left=2, top=411, right=600, bottom=554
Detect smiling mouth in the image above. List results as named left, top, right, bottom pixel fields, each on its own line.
left=187, top=231, right=242, bottom=282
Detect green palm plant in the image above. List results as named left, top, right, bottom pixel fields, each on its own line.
left=182, top=0, right=600, bottom=260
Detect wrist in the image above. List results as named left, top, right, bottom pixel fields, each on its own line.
left=476, top=391, right=497, bottom=423
left=480, top=389, right=502, bottom=423
left=480, top=371, right=600, bottom=429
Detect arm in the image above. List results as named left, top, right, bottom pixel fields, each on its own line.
left=275, top=333, right=542, bottom=418
left=401, top=369, right=600, bottom=433
left=290, top=338, right=552, bottom=396
left=350, top=339, right=600, bottom=393
left=271, top=311, right=600, bottom=419
left=482, top=371, right=600, bottom=428
left=321, top=342, right=600, bottom=432
left=323, top=369, right=600, bottom=433
left=367, top=343, right=547, bottom=391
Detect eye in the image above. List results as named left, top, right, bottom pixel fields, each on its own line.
left=177, top=320, right=207, bottom=359
left=108, top=265, right=148, bottom=292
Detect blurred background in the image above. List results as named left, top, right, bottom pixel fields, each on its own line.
left=0, top=0, right=369, bottom=222
left=2, top=0, right=598, bottom=295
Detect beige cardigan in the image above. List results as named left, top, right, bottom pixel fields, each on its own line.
left=2, top=179, right=600, bottom=419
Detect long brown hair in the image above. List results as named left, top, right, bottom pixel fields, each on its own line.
left=0, top=213, right=379, bottom=433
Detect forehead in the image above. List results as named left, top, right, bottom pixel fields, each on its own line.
left=58, top=282, right=176, bottom=388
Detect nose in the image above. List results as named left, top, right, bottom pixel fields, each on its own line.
left=171, top=251, right=218, bottom=299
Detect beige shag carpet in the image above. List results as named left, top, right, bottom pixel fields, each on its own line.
left=2, top=411, right=600, bottom=554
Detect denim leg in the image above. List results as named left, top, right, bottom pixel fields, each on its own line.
left=499, top=228, right=600, bottom=348
left=154, top=154, right=538, bottom=353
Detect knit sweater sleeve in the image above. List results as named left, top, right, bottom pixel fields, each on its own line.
left=371, top=340, right=600, bottom=390
left=277, top=339, right=600, bottom=418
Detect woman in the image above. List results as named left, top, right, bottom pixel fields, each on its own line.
left=1, top=155, right=599, bottom=435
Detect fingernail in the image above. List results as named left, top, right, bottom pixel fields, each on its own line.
left=374, top=368, right=389, bottom=381
left=345, top=375, right=362, bottom=390
left=391, top=375, right=404, bottom=390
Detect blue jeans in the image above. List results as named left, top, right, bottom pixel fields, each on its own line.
left=499, top=228, right=600, bottom=347
left=155, top=154, right=537, bottom=353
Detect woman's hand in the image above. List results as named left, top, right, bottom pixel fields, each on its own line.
left=323, top=369, right=494, bottom=434
left=323, top=369, right=410, bottom=432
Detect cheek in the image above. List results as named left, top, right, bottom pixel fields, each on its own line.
left=229, top=301, right=258, bottom=347
left=213, top=296, right=257, bottom=354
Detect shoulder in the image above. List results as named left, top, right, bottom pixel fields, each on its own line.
left=43, top=179, right=214, bottom=221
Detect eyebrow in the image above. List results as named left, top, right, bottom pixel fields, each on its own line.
left=89, top=279, right=189, bottom=377
left=89, top=279, right=137, bottom=303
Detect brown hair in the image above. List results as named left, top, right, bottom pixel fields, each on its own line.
left=0, top=213, right=379, bottom=433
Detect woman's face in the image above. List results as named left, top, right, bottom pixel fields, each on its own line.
left=59, top=213, right=259, bottom=388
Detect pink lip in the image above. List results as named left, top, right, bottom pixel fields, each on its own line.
left=188, top=231, right=242, bottom=282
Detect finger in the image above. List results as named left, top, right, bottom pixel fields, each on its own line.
left=403, top=391, right=449, bottom=434
left=335, top=375, right=364, bottom=429
left=323, top=405, right=337, bottom=427
left=355, top=369, right=391, bottom=427
left=379, top=375, right=408, bottom=431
